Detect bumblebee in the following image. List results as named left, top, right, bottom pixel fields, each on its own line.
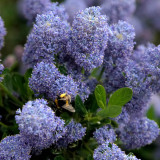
left=54, top=93, right=75, bottom=112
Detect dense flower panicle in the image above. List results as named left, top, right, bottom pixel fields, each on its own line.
left=67, top=7, right=109, bottom=72
left=104, top=20, right=135, bottom=62
left=0, top=134, right=31, bottom=160
left=127, top=155, right=141, bottom=160
left=0, top=16, right=6, bottom=50
left=123, top=44, right=160, bottom=118
left=101, top=0, right=136, bottom=24
left=56, top=120, right=86, bottom=149
left=50, top=74, right=79, bottom=99
left=23, top=11, right=71, bottom=67
left=125, top=44, right=155, bottom=96
left=15, top=99, right=66, bottom=151
left=103, top=59, right=126, bottom=93
left=76, top=80, right=91, bottom=101
left=103, top=21, right=135, bottom=93
left=93, top=125, right=116, bottom=144
left=58, top=55, right=91, bottom=100
left=29, top=61, right=60, bottom=99
left=145, top=45, right=160, bottom=93
left=63, top=0, right=87, bottom=23
left=0, top=63, right=4, bottom=82
left=46, top=3, right=69, bottom=21
left=120, top=44, right=160, bottom=118
left=125, top=94, right=151, bottom=118
left=29, top=61, right=79, bottom=100
left=119, top=117, right=160, bottom=150
left=93, top=142, right=139, bottom=160
left=20, top=0, right=52, bottom=22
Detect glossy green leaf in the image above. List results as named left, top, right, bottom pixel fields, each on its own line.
left=108, top=87, right=133, bottom=107
left=97, top=105, right=122, bottom=118
left=84, top=94, right=99, bottom=113
left=75, top=95, right=87, bottom=116
left=94, top=85, right=106, bottom=109
left=54, top=155, right=65, bottom=160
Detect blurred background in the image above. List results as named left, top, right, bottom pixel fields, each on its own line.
left=0, top=0, right=160, bottom=159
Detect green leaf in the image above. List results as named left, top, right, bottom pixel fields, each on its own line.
left=108, top=87, right=132, bottom=107
left=24, top=68, right=32, bottom=82
left=94, top=85, right=106, bottom=109
left=87, top=155, right=94, bottom=160
left=75, top=95, right=87, bottom=116
left=90, top=67, right=100, bottom=78
left=60, top=112, right=72, bottom=126
left=81, top=67, right=85, bottom=74
left=54, top=155, right=65, bottom=160
left=2, top=74, right=13, bottom=91
left=24, top=69, right=34, bottom=99
left=97, top=105, right=122, bottom=118
left=84, top=94, right=99, bottom=113
left=147, top=106, right=156, bottom=120
left=58, top=66, right=67, bottom=75
left=111, top=120, right=119, bottom=128
left=12, top=73, right=25, bottom=96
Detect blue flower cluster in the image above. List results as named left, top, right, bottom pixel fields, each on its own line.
left=19, top=3, right=160, bottom=156
left=20, top=0, right=69, bottom=23
left=29, top=61, right=79, bottom=100
left=119, top=117, right=160, bottom=149
left=67, top=7, right=108, bottom=72
left=0, top=16, right=6, bottom=82
left=93, top=125, right=116, bottom=144
left=0, top=64, right=4, bottom=82
left=103, top=20, right=135, bottom=93
left=0, top=134, right=31, bottom=160
left=20, top=0, right=51, bottom=23
left=56, top=120, right=86, bottom=149
left=0, top=16, right=6, bottom=50
left=93, top=142, right=140, bottom=160
left=23, top=11, right=70, bottom=67
left=101, top=0, right=136, bottom=24
left=15, top=99, right=66, bottom=153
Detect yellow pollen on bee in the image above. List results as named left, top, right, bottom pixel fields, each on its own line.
left=60, top=93, right=66, bottom=98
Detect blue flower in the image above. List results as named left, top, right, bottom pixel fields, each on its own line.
left=56, top=120, right=86, bottom=149
left=103, top=20, right=135, bottom=93
left=0, top=16, right=6, bottom=50
left=29, top=61, right=79, bottom=101
left=0, top=134, right=31, bottom=160
left=93, top=142, right=139, bottom=160
left=20, top=0, right=52, bottom=23
left=23, top=11, right=71, bottom=67
left=93, top=125, right=116, bottom=145
left=119, top=117, right=160, bottom=149
left=0, top=63, right=4, bottom=82
left=15, top=99, right=66, bottom=152
left=101, top=0, right=136, bottom=24
left=67, top=6, right=109, bottom=71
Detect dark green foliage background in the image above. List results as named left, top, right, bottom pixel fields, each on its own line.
left=0, top=0, right=160, bottom=160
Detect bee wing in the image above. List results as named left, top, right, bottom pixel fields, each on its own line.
left=62, top=104, right=75, bottom=112
left=59, top=97, right=67, bottom=101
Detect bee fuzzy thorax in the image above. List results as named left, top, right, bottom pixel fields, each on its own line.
left=54, top=93, right=75, bottom=112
